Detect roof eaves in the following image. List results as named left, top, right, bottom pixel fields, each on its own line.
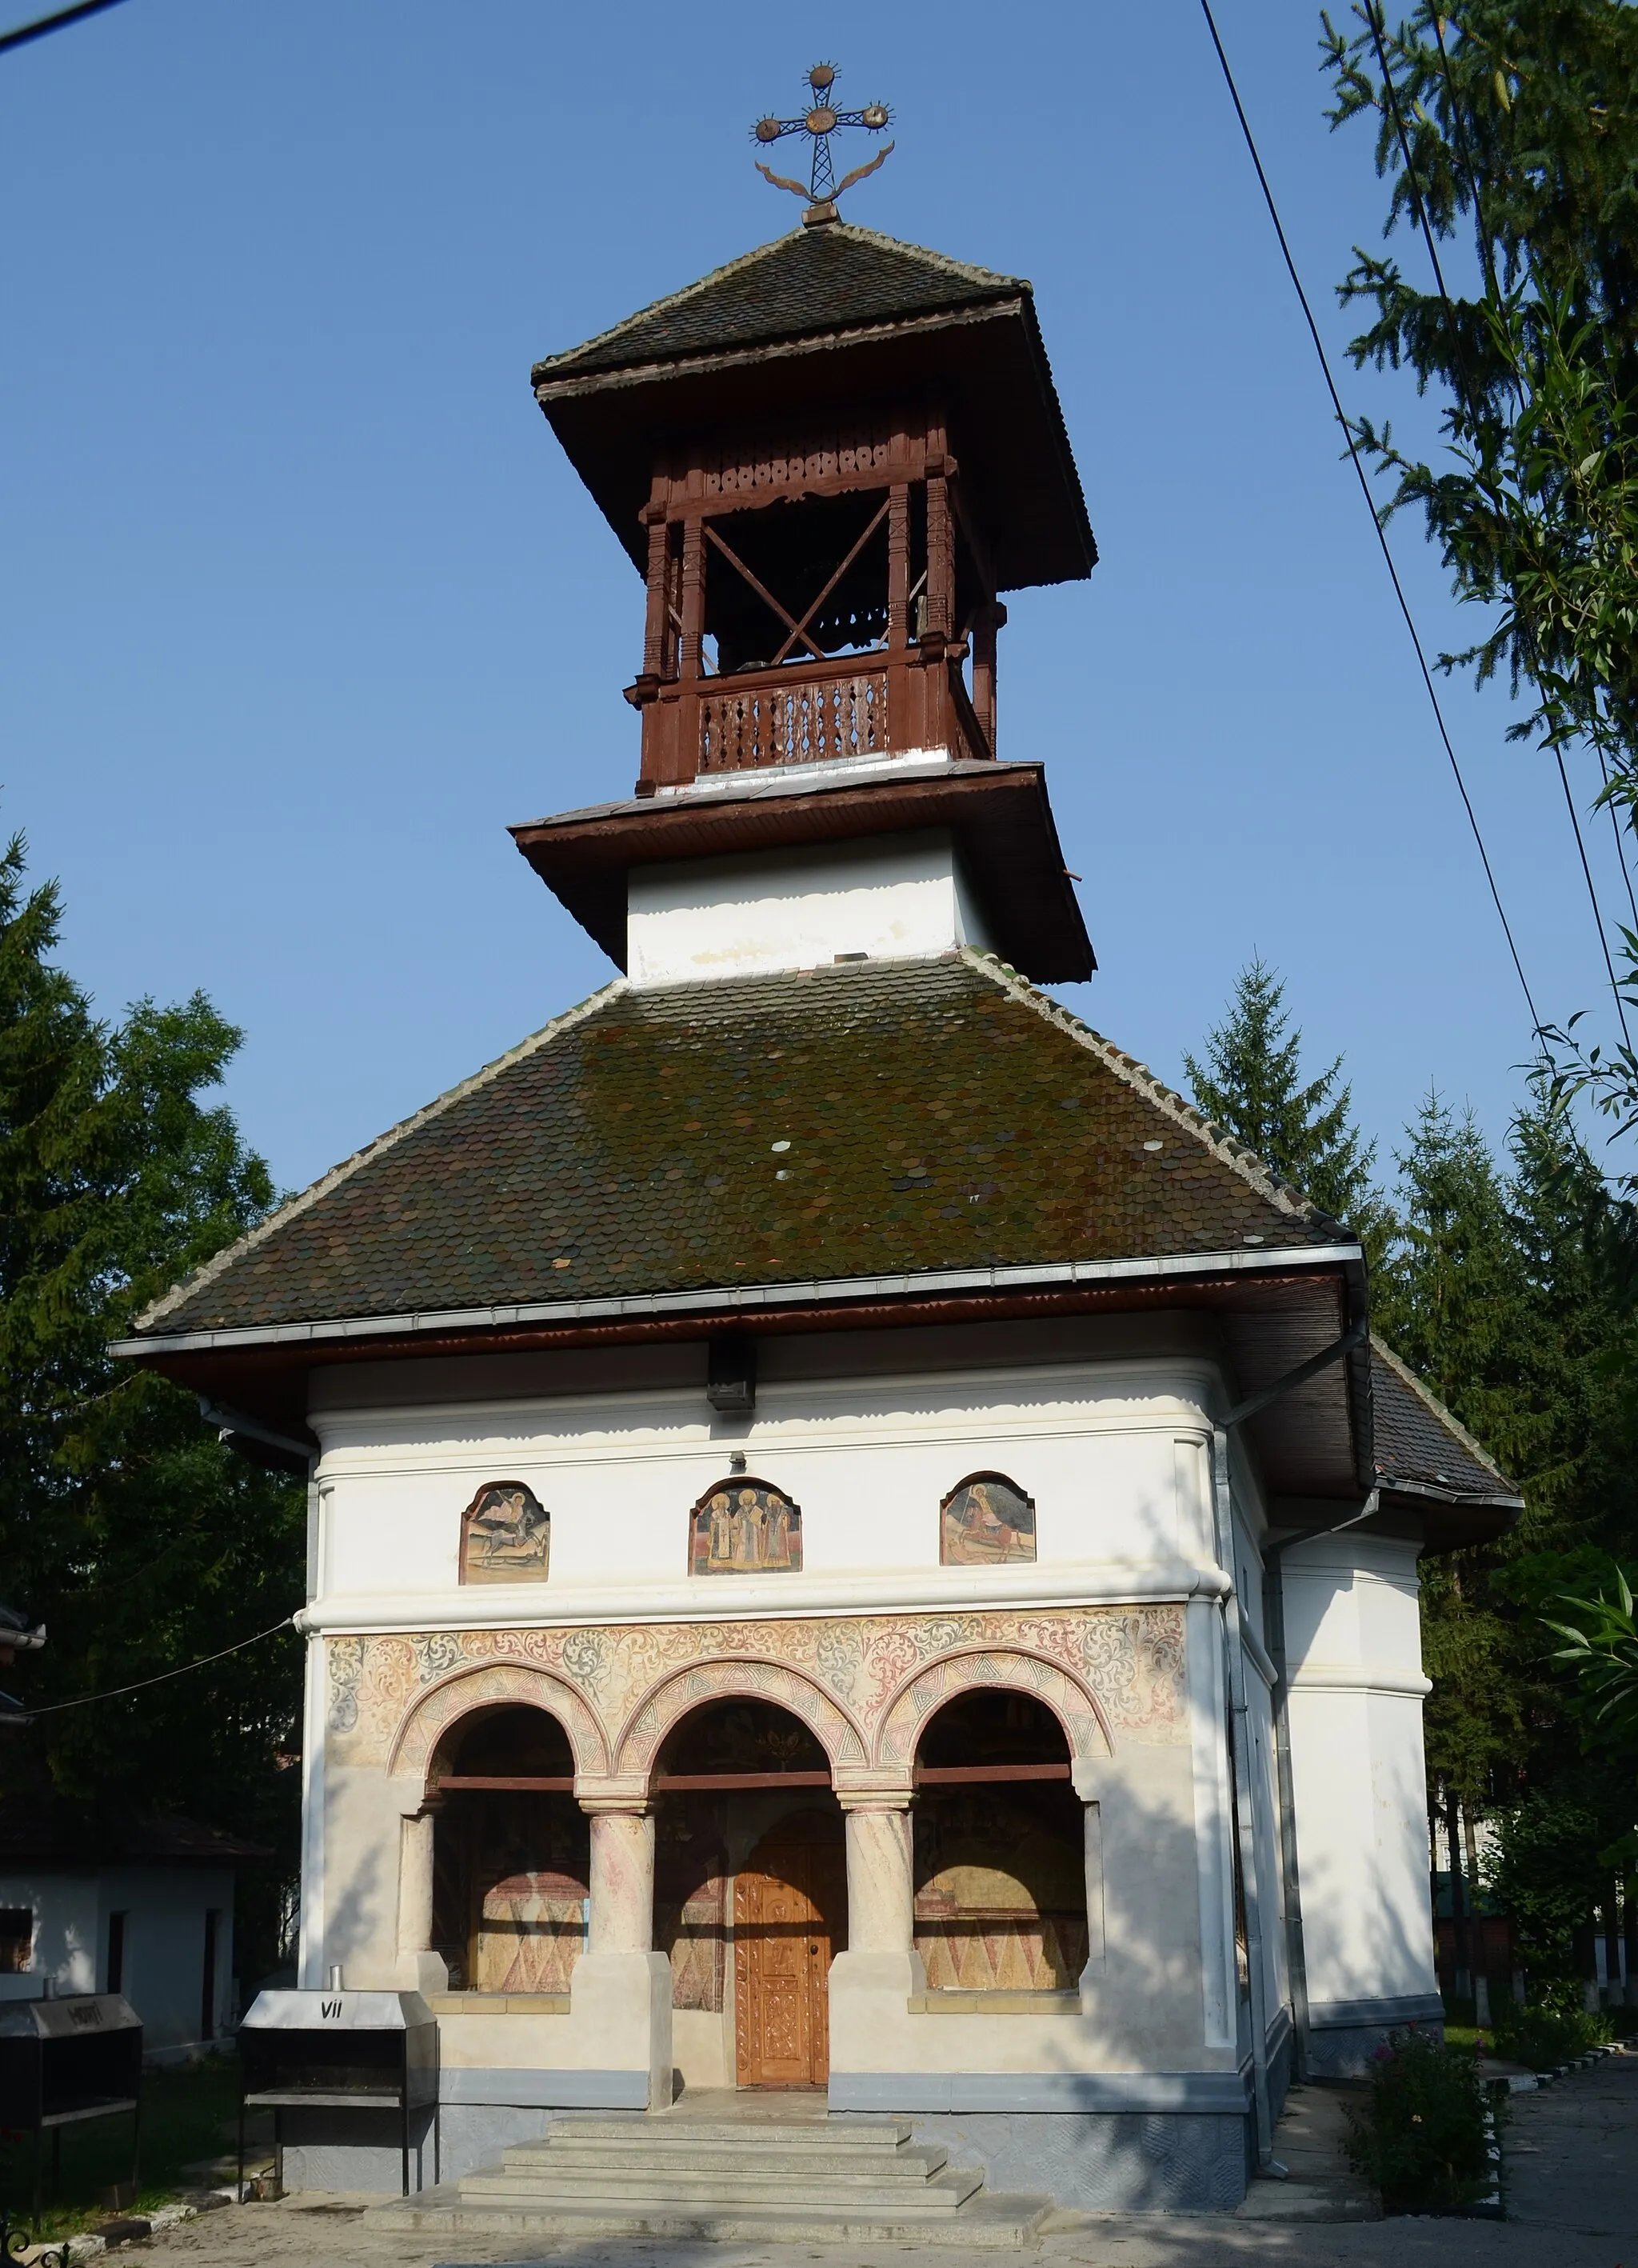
left=127, top=981, right=628, bottom=1339
left=960, top=950, right=1336, bottom=1233
left=111, top=1242, right=1367, bottom=1361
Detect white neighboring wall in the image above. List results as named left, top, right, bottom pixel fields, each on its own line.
left=625, top=829, right=994, bottom=985
left=0, top=1866, right=236, bottom=2054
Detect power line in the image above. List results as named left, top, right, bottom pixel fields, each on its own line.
left=1196, top=0, right=1544, bottom=1041
left=17, top=1615, right=298, bottom=1718
left=1595, top=744, right=1638, bottom=935
left=0, top=0, right=128, bottom=55
left=1558, top=746, right=1635, bottom=1046
left=1364, top=5, right=1632, bottom=1051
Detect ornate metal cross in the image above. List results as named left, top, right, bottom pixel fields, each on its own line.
left=752, top=62, right=894, bottom=226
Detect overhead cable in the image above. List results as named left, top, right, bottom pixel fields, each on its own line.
left=0, top=0, right=129, bottom=56
left=1197, top=0, right=1544, bottom=1039
left=1363, top=4, right=1632, bottom=1050
left=17, top=1614, right=298, bottom=1718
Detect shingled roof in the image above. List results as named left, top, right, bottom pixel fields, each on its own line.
left=131, top=954, right=1344, bottom=1342
left=1369, top=1335, right=1523, bottom=1510
left=531, top=225, right=1025, bottom=384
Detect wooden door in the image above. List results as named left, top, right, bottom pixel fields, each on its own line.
left=733, top=1810, right=846, bottom=2088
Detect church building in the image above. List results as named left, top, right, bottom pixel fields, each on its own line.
left=117, top=93, right=1520, bottom=2227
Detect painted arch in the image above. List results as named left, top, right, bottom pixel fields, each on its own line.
left=873, top=1645, right=1113, bottom=1770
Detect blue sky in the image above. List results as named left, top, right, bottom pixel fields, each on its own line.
left=2, top=0, right=1621, bottom=1199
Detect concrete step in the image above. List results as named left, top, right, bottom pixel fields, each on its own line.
left=365, top=2182, right=1050, bottom=2248
left=540, top=2114, right=913, bottom=2149
left=498, top=2140, right=952, bottom=2180
left=461, top=2170, right=982, bottom=2214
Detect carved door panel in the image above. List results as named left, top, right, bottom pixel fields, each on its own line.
left=733, top=1812, right=846, bottom=2088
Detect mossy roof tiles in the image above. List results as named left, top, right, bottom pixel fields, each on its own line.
left=532, top=225, right=1023, bottom=382
left=138, top=956, right=1343, bottom=1339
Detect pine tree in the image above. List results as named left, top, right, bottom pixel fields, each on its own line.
left=1183, top=958, right=1386, bottom=1248
left=0, top=829, right=305, bottom=1976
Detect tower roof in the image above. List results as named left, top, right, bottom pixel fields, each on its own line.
left=534, top=225, right=1027, bottom=380
left=533, top=224, right=1096, bottom=594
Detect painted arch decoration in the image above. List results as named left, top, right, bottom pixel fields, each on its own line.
left=873, top=1646, right=1112, bottom=1770
left=390, top=1660, right=609, bottom=1783
left=613, top=1655, right=868, bottom=1779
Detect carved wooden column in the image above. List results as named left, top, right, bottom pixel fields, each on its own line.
left=641, top=511, right=669, bottom=679
left=885, top=481, right=911, bottom=754
left=925, top=473, right=953, bottom=642
left=675, top=512, right=707, bottom=786
left=972, top=599, right=998, bottom=756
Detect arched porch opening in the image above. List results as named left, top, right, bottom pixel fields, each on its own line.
left=652, top=1698, right=845, bottom=2090
left=913, top=1687, right=1088, bottom=1993
left=427, top=1703, right=589, bottom=1994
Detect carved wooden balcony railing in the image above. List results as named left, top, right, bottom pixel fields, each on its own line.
left=627, top=638, right=991, bottom=790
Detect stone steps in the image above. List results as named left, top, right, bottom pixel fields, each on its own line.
left=366, top=2108, right=1049, bottom=2247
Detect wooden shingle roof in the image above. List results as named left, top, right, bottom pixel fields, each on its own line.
left=131, top=954, right=1341, bottom=1340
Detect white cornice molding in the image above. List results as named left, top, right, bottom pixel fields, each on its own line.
left=294, top=1557, right=1231, bottom=1638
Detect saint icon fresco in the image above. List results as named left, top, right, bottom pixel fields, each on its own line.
left=461, top=1480, right=550, bottom=1584
left=940, top=1473, right=1036, bottom=1566
left=690, top=1480, right=802, bottom=1575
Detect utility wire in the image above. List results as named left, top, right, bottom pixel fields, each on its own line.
left=1196, top=0, right=1544, bottom=1039
left=17, top=1614, right=298, bottom=1718
left=1596, top=744, right=1638, bottom=935
left=1364, top=5, right=1633, bottom=1052
left=1558, top=746, right=1634, bottom=1034
left=0, top=0, right=128, bottom=54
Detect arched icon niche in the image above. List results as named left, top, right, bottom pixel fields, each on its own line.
left=940, top=1472, right=1036, bottom=1566
left=460, top=1481, right=550, bottom=1584
left=689, top=1478, right=802, bottom=1575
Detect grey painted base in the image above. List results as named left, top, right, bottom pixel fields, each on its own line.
left=902, top=2110, right=1252, bottom=2211
left=278, top=2104, right=440, bottom=2195
left=1306, top=1993, right=1444, bottom=2079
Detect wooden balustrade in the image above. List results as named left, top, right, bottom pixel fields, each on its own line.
left=628, top=639, right=991, bottom=788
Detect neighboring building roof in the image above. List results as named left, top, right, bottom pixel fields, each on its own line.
left=126, top=953, right=1345, bottom=1343
left=533, top=225, right=1025, bottom=382
left=0, top=1809, right=270, bottom=1868
left=1370, top=1334, right=1524, bottom=1526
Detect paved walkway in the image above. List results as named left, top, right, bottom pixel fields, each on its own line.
left=128, top=2051, right=1638, bottom=2268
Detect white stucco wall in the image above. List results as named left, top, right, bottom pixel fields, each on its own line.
left=306, top=1322, right=1222, bottom=1618
left=1282, top=1534, right=1438, bottom=2013
left=625, top=830, right=993, bottom=985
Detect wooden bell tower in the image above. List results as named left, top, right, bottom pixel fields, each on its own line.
left=530, top=225, right=1096, bottom=801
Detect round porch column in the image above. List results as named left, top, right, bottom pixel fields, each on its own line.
left=842, top=1802, right=915, bottom=1954
left=586, top=1807, right=655, bottom=1955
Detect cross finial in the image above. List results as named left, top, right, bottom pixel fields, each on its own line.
left=751, top=62, right=894, bottom=227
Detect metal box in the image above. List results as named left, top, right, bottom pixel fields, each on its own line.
left=237, top=1987, right=437, bottom=2196
left=0, top=1993, right=142, bottom=2227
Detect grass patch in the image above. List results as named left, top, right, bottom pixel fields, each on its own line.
left=1488, top=1995, right=1612, bottom=2070
left=1343, top=2028, right=1496, bottom=2215
left=0, top=2054, right=240, bottom=2242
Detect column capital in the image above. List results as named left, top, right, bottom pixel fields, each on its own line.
left=833, top=1772, right=915, bottom=1812
left=575, top=1778, right=650, bottom=1814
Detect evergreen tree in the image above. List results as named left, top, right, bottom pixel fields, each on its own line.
left=1183, top=958, right=1387, bottom=1248
left=0, top=830, right=305, bottom=1975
